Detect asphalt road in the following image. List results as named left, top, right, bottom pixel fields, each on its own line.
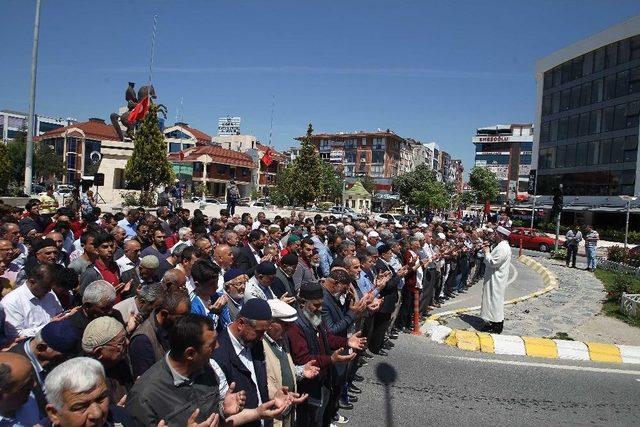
left=346, top=334, right=640, bottom=426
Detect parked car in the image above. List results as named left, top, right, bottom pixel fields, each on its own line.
left=508, top=227, right=563, bottom=252
left=330, top=206, right=359, bottom=220
left=250, top=198, right=270, bottom=208
left=56, top=184, right=74, bottom=194
left=190, top=196, right=221, bottom=204
left=374, top=213, right=401, bottom=226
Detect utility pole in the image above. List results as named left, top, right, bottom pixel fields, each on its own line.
left=24, top=0, right=42, bottom=195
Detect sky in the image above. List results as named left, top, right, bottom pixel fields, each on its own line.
left=2, top=0, right=640, bottom=177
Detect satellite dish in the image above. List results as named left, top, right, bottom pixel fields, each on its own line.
left=89, top=151, right=103, bottom=165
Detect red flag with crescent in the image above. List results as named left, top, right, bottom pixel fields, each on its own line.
left=261, top=147, right=274, bottom=166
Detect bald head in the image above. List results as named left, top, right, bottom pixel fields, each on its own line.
left=213, top=244, right=234, bottom=269
left=0, top=353, right=34, bottom=414
left=162, top=268, right=187, bottom=291
left=124, top=239, right=141, bottom=264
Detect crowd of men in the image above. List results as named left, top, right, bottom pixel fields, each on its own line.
left=0, top=196, right=514, bottom=426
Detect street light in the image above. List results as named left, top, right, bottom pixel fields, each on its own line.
left=619, top=195, right=637, bottom=249
left=530, top=195, right=542, bottom=229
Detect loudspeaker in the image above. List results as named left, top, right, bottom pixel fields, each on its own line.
left=94, top=173, right=105, bottom=187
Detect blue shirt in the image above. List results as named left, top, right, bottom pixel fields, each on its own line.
left=117, top=218, right=137, bottom=239
left=357, top=270, right=378, bottom=298
left=190, top=293, right=220, bottom=330
left=0, top=392, right=40, bottom=426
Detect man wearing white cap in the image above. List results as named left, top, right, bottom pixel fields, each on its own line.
left=366, top=231, right=380, bottom=248
left=263, top=299, right=317, bottom=427
left=480, top=226, right=512, bottom=333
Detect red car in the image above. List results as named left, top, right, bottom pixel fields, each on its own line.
left=508, top=227, right=562, bottom=252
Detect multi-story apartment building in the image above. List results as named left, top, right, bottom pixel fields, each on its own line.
left=474, top=123, right=534, bottom=200
left=298, top=130, right=407, bottom=192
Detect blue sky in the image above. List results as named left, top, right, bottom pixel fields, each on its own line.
left=2, top=1, right=640, bottom=176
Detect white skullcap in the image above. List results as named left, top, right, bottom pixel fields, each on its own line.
left=368, top=231, right=380, bottom=238
left=496, top=226, right=511, bottom=237
left=267, top=299, right=298, bottom=322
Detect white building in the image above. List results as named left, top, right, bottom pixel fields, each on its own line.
left=1, top=109, right=76, bottom=143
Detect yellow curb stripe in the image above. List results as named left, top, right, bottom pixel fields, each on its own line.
left=587, top=342, right=622, bottom=363
left=477, top=332, right=495, bottom=353
left=444, top=330, right=458, bottom=347
left=522, top=337, right=558, bottom=359
left=454, top=330, right=481, bottom=351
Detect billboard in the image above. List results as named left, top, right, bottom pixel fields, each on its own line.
left=217, top=116, right=241, bottom=135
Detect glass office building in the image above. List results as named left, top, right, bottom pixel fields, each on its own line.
left=533, top=16, right=640, bottom=197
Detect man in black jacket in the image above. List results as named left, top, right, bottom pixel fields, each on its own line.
left=234, top=230, right=267, bottom=277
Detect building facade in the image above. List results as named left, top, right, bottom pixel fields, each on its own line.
left=299, top=130, right=408, bottom=193
left=1, top=109, right=76, bottom=143
left=37, top=118, right=132, bottom=203
left=534, top=16, right=640, bottom=198
left=473, top=124, right=534, bottom=200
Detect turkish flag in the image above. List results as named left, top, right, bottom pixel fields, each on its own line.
left=484, top=200, right=491, bottom=214
left=129, top=96, right=150, bottom=124
left=261, top=147, right=273, bottom=166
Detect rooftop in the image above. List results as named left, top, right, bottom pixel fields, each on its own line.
left=38, top=118, right=120, bottom=141
left=168, top=145, right=255, bottom=169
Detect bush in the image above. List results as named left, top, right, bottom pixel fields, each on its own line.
left=317, top=202, right=334, bottom=211
left=120, top=191, right=140, bottom=207
left=512, top=219, right=525, bottom=228
left=606, top=245, right=640, bottom=267
left=550, top=248, right=567, bottom=260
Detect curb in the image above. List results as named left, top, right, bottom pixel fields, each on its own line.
left=425, top=255, right=557, bottom=322
left=420, top=255, right=640, bottom=365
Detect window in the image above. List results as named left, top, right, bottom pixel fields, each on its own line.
left=570, top=86, right=581, bottom=109
left=631, top=35, right=640, bottom=60
left=579, top=82, right=591, bottom=106
left=216, top=164, right=227, bottom=174
left=565, top=144, right=576, bottom=167
left=616, top=70, right=629, bottom=97
left=558, top=117, right=569, bottom=140
left=602, top=106, right=614, bottom=132
left=542, top=95, right=552, bottom=115
left=556, top=144, right=566, bottom=168
left=560, top=89, right=571, bottom=111
left=370, top=165, right=384, bottom=177
left=552, top=66, right=562, bottom=87
left=361, top=138, right=367, bottom=146
left=540, top=122, right=550, bottom=143
left=552, top=92, right=561, bottom=113
left=319, top=140, right=330, bottom=149
left=578, top=113, right=590, bottom=136
left=67, top=138, right=77, bottom=153
left=618, top=38, right=631, bottom=64
left=600, top=139, right=612, bottom=164
left=567, top=115, right=579, bottom=138
left=605, top=43, right=618, bottom=68
left=627, top=101, right=640, bottom=129
left=372, top=150, right=384, bottom=164
left=587, top=140, right=600, bottom=165
left=591, top=78, right=603, bottom=103
left=611, top=137, right=624, bottom=163
left=165, top=130, right=192, bottom=140
left=550, top=119, right=558, bottom=141
left=66, top=153, right=76, bottom=169
left=613, top=104, right=627, bottom=130
left=593, top=46, right=605, bottom=72
left=576, top=142, right=588, bottom=166
left=169, top=142, right=181, bottom=152
left=582, top=51, right=594, bottom=76
left=603, top=75, right=616, bottom=101
left=344, top=151, right=356, bottom=163
left=589, top=109, right=602, bottom=134
left=344, top=139, right=356, bottom=149
left=344, top=165, right=354, bottom=177
left=561, top=61, right=572, bottom=84
left=544, top=71, right=553, bottom=89
left=571, top=56, right=584, bottom=80
left=630, top=66, right=640, bottom=94
left=623, top=135, right=638, bottom=163
left=372, top=138, right=385, bottom=150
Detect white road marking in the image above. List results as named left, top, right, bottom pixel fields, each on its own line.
left=431, top=353, right=640, bottom=376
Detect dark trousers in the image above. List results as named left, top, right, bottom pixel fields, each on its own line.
left=473, top=260, right=485, bottom=283
left=370, top=312, right=391, bottom=353
left=227, top=200, right=236, bottom=215
left=566, top=244, right=578, bottom=267
left=398, top=287, right=415, bottom=329
left=420, top=269, right=435, bottom=315
left=433, top=270, right=443, bottom=301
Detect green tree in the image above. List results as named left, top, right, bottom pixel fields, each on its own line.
left=469, top=166, right=499, bottom=203
left=460, top=191, right=477, bottom=207
left=34, top=142, right=65, bottom=183
left=0, top=143, right=11, bottom=194
left=360, top=174, right=376, bottom=194
left=6, top=129, right=27, bottom=184
left=125, top=103, right=175, bottom=206
left=320, top=162, right=342, bottom=203
left=394, top=164, right=449, bottom=216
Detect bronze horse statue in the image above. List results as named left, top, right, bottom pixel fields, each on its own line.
left=110, top=82, right=167, bottom=141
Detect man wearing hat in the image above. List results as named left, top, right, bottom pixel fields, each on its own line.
left=274, top=253, right=298, bottom=306
left=120, top=254, right=159, bottom=291
left=288, top=280, right=366, bottom=426
left=222, top=268, right=248, bottom=321
left=9, top=320, right=80, bottom=415
left=82, top=316, right=133, bottom=404
left=263, top=299, right=317, bottom=427
left=245, top=262, right=283, bottom=302
left=281, top=234, right=301, bottom=258
left=480, top=226, right=512, bottom=334
left=212, top=298, right=273, bottom=427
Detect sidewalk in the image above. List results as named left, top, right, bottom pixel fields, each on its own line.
left=439, top=253, right=640, bottom=346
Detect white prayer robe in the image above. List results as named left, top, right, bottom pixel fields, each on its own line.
left=480, top=240, right=511, bottom=323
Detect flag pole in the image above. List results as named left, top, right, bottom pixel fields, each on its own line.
left=148, top=14, right=159, bottom=91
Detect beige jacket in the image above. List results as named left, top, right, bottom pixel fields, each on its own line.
left=262, top=336, right=297, bottom=427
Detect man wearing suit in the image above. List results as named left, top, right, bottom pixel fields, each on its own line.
left=273, top=253, right=298, bottom=306
left=234, top=230, right=267, bottom=277
left=9, top=320, right=80, bottom=416
left=371, top=244, right=408, bottom=355
left=212, top=298, right=273, bottom=427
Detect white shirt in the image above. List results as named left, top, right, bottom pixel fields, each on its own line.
left=116, top=255, right=137, bottom=275
left=1, top=285, right=63, bottom=339
left=248, top=244, right=261, bottom=264
left=226, top=326, right=263, bottom=407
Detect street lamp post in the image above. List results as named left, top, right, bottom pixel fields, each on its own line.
left=24, top=0, right=42, bottom=196
left=619, top=195, right=637, bottom=250
left=530, top=195, right=541, bottom=229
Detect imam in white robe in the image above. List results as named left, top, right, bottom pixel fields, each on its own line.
left=480, top=239, right=511, bottom=323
